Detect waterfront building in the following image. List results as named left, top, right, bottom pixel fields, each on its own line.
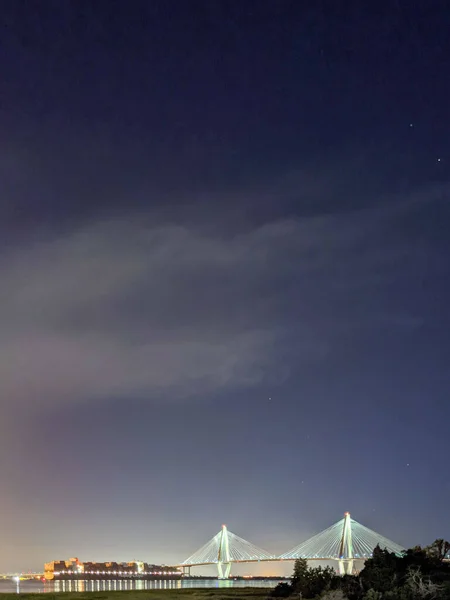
left=44, top=557, right=181, bottom=580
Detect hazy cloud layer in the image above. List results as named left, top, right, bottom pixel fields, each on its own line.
left=1, top=183, right=446, bottom=413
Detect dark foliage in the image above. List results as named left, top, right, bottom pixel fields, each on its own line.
left=274, top=558, right=338, bottom=599
left=424, top=540, right=450, bottom=562
left=360, top=543, right=450, bottom=595
left=281, top=540, right=450, bottom=600
left=270, top=583, right=293, bottom=597
left=291, top=557, right=337, bottom=598
left=339, top=574, right=364, bottom=600
left=359, top=546, right=403, bottom=593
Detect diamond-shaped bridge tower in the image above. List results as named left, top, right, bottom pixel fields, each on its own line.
left=181, top=524, right=275, bottom=579
left=281, top=512, right=404, bottom=575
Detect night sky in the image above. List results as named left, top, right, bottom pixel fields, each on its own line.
left=1, top=0, right=449, bottom=574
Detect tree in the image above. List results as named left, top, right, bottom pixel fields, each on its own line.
left=340, top=573, right=365, bottom=600
left=359, top=546, right=401, bottom=593
left=282, top=541, right=450, bottom=600
left=321, top=590, right=349, bottom=600
left=304, top=565, right=336, bottom=598
left=358, top=542, right=450, bottom=599
left=403, top=566, right=445, bottom=600
left=291, top=558, right=309, bottom=594
left=270, top=582, right=293, bottom=598
left=400, top=546, right=450, bottom=586
left=424, top=540, right=450, bottom=562
left=290, top=558, right=337, bottom=598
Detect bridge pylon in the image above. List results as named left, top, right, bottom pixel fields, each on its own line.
left=217, top=525, right=231, bottom=579
left=338, top=513, right=354, bottom=575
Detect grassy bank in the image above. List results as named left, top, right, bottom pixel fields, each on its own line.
left=0, top=588, right=272, bottom=600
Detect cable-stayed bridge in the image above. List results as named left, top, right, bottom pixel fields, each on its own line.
left=280, top=512, right=405, bottom=575
left=177, top=513, right=405, bottom=578
left=180, top=525, right=276, bottom=579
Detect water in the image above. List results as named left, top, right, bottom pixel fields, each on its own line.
left=0, top=578, right=281, bottom=594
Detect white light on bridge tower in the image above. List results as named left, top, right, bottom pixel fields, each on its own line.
left=217, top=525, right=231, bottom=579
left=338, top=512, right=354, bottom=575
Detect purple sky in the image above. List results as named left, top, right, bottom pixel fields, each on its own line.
left=0, top=0, right=449, bottom=574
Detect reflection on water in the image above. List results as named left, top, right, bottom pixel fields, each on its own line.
left=0, top=578, right=280, bottom=594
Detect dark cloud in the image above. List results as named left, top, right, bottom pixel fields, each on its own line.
left=1, top=182, right=446, bottom=415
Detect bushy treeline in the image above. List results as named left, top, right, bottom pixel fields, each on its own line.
left=271, top=540, right=450, bottom=600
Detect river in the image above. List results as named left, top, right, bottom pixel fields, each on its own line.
left=0, top=578, right=281, bottom=594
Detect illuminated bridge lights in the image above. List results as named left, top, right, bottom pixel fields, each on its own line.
left=280, top=513, right=404, bottom=575
left=180, top=514, right=405, bottom=579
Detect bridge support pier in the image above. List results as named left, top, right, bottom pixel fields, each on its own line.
left=338, top=559, right=354, bottom=575
left=217, top=562, right=231, bottom=579
left=182, top=566, right=191, bottom=577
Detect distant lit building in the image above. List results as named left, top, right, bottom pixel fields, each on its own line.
left=44, top=557, right=181, bottom=580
